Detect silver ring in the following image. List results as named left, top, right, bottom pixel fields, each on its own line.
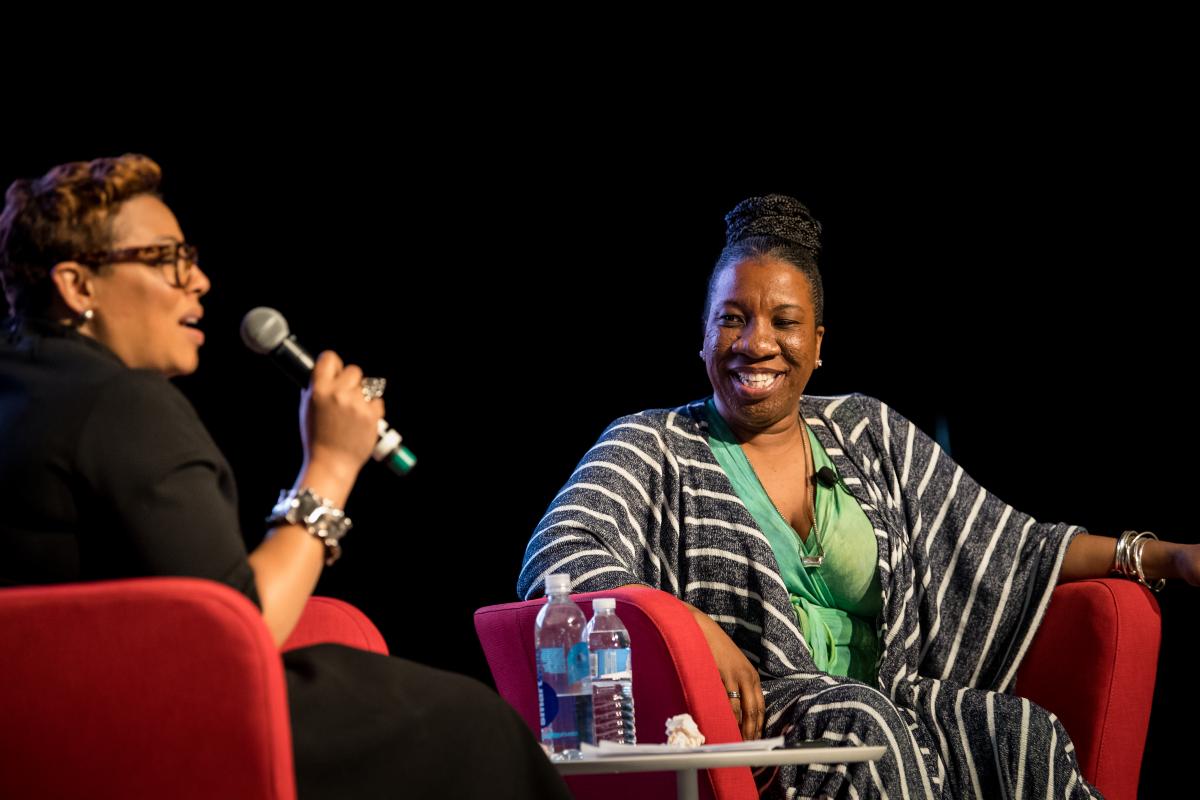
left=360, top=377, right=386, bottom=402
left=727, top=690, right=741, bottom=699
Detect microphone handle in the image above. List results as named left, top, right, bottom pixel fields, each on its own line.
left=271, top=336, right=316, bottom=386
left=374, top=420, right=418, bottom=476
left=272, top=337, right=416, bottom=475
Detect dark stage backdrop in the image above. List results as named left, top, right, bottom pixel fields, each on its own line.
left=4, top=139, right=1194, bottom=797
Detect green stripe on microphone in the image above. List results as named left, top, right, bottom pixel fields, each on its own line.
left=386, top=446, right=417, bottom=475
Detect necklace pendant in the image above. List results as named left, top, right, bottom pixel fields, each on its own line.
left=801, top=554, right=824, bottom=568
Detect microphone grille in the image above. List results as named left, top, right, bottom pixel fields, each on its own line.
left=240, top=307, right=290, bottom=354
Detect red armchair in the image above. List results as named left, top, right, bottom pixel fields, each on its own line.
left=0, top=577, right=388, bottom=800
left=1013, top=578, right=1160, bottom=800
left=474, top=579, right=1159, bottom=800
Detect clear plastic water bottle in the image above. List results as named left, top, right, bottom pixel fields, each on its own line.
left=585, top=597, right=636, bottom=744
left=535, top=574, right=593, bottom=759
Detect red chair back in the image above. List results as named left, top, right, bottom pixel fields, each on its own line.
left=0, top=577, right=296, bottom=800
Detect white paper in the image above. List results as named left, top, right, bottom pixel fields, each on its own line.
left=581, top=736, right=786, bottom=757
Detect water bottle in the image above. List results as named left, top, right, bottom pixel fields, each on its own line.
left=585, top=597, right=636, bottom=744
left=534, top=574, right=593, bottom=759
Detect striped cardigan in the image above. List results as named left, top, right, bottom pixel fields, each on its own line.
left=518, top=393, right=1099, bottom=799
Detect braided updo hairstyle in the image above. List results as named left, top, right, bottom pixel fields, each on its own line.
left=703, top=193, right=825, bottom=327
left=0, top=154, right=162, bottom=317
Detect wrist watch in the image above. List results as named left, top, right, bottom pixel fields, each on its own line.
left=266, top=488, right=352, bottom=566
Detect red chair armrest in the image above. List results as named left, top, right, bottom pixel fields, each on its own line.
left=281, top=595, right=389, bottom=655
left=476, top=586, right=757, bottom=800
left=1015, top=578, right=1161, bottom=800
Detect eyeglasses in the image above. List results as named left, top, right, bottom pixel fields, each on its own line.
left=74, top=242, right=200, bottom=288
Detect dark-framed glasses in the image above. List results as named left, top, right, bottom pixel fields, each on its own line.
left=73, top=242, right=200, bottom=288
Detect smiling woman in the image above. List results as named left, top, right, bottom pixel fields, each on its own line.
left=703, top=259, right=824, bottom=437
left=519, top=193, right=1200, bottom=799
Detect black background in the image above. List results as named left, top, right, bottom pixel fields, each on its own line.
left=4, top=121, right=1194, bottom=797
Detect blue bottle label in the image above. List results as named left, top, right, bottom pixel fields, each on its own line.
left=593, top=647, right=631, bottom=677
left=538, top=647, right=566, bottom=675
left=567, top=642, right=590, bottom=684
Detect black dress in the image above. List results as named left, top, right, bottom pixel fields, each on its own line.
left=0, top=318, right=568, bottom=800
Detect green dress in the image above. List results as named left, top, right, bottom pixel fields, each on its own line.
left=704, top=399, right=882, bottom=683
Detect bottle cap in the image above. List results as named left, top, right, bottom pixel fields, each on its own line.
left=545, top=573, right=571, bottom=595
left=593, top=598, right=616, bottom=611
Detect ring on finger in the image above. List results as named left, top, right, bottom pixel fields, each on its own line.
left=360, top=376, right=386, bottom=402
left=727, top=690, right=741, bottom=699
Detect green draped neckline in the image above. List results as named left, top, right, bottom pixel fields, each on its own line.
left=704, top=398, right=882, bottom=683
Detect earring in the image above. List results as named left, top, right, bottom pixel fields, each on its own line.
left=815, top=358, right=823, bottom=368
left=81, top=309, right=95, bottom=323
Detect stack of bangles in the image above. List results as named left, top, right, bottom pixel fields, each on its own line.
left=1111, top=530, right=1167, bottom=592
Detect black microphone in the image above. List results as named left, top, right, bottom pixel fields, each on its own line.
left=816, top=466, right=839, bottom=488
left=240, top=307, right=416, bottom=476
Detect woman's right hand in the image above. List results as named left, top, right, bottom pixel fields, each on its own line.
left=686, top=603, right=764, bottom=741
left=298, top=351, right=385, bottom=503
left=248, top=351, right=383, bottom=647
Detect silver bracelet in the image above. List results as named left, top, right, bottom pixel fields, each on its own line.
left=265, top=488, right=352, bottom=566
left=1111, top=530, right=1166, bottom=592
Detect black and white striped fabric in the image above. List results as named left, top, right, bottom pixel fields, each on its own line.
left=518, top=393, right=1100, bottom=799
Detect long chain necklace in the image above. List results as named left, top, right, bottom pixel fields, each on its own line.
left=798, top=422, right=825, bottom=568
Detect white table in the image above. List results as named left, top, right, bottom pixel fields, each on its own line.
left=553, top=743, right=886, bottom=800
